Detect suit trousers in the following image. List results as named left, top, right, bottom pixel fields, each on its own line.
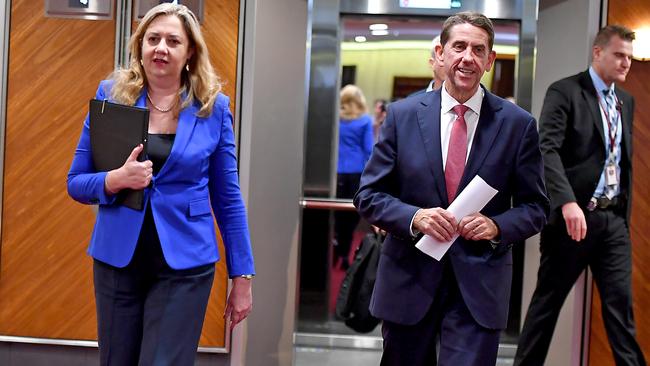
left=515, top=208, right=646, bottom=366
left=380, top=260, right=500, bottom=366
left=93, top=204, right=215, bottom=366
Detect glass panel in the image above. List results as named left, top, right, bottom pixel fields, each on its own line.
left=298, top=203, right=381, bottom=339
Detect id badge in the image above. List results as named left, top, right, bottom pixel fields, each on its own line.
left=605, top=163, right=618, bottom=186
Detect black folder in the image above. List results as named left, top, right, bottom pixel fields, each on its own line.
left=89, top=99, right=149, bottom=210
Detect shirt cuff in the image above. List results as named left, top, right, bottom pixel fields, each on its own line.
left=489, top=218, right=501, bottom=248
left=409, top=209, right=422, bottom=237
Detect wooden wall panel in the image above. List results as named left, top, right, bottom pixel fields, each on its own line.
left=589, top=1, right=650, bottom=364
left=203, top=1, right=240, bottom=109
left=197, top=0, right=240, bottom=348
left=0, top=0, right=241, bottom=350
left=0, top=0, right=116, bottom=339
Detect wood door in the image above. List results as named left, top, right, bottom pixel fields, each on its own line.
left=0, top=0, right=242, bottom=350
left=0, top=0, right=116, bottom=339
left=196, top=0, right=241, bottom=348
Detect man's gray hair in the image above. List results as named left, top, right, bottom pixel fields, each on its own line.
left=431, top=35, right=441, bottom=57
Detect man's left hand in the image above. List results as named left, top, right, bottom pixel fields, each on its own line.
left=458, top=213, right=499, bottom=241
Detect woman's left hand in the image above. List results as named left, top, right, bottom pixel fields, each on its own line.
left=224, top=277, right=253, bottom=330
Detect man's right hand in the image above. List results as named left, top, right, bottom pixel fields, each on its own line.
left=413, top=208, right=457, bottom=242
left=561, top=202, right=587, bottom=242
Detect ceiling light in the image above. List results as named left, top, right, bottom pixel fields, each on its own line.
left=354, top=36, right=367, bottom=43
left=369, top=23, right=388, bottom=31
left=371, top=30, right=389, bottom=36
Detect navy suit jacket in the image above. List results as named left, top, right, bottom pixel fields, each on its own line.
left=354, top=87, right=549, bottom=329
left=68, top=81, right=255, bottom=275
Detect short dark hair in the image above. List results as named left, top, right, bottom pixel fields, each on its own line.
left=593, top=25, right=635, bottom=48
left=440, top=12, right=495, bottom=50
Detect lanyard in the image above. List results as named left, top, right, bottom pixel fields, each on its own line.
left=597, top=93, right=619, bottom=156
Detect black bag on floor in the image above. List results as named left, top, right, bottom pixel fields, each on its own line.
left=335, top=232, right=383, bottom=333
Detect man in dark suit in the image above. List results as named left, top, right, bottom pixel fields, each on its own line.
left=409, top=35, right=445, bottom=98
left=354, top=12, right=548, bottom=365
left=427, top=35, right=446, bottom=91
left=515, top=25, right=646, bottom=366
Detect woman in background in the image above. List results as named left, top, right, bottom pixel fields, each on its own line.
left=67, top=4, right=254, bottom=365
left=334, top=84, right=374, bottom=269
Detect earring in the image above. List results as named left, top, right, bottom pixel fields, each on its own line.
left=185, top=64, right=190, bottom=72
left=140, top=59, right=144, bottom=66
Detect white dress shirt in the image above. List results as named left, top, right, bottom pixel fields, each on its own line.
left=409, top=83, right=485, bottom=236
left=425, top=80, right=435, bottom=92
left=440, top=82, right=484, bottom=168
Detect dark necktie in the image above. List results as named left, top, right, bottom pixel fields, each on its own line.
left=445, top=104, right=469, bottom=202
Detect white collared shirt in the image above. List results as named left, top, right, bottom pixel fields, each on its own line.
left=440, top=82, right=484, bottom=169
left=425, top=80, right=435, bottom=92
left=409, top=83, right=485, bottom=236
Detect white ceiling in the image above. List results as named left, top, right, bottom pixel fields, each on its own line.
left=342, top=16, right=520, bottom=46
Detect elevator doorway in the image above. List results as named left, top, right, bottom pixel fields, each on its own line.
left=296, top=1, right=536, bottom=363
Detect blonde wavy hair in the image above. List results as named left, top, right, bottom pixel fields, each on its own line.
left=108, top=3, right=220, bottom=117
left=339, top=84, right=367, bottom=120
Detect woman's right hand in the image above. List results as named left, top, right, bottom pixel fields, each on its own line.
left=104, top=144, right=153, bottom=194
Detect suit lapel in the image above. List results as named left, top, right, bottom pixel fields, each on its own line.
left=460, top=90, right=503, bottom=190
left=157, top=104, right=198, bottom=177
left=579, top=72, right=606, bottom=145
left=135, top=91, right=146, bottom=108
left=616, top=91, right=632, bottom=162
left=416, top=91, right=448, bottom=205
left=137, top=89, right=199, bottom=178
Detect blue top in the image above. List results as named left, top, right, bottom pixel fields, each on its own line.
left=337, top=114, right=374, bottom=174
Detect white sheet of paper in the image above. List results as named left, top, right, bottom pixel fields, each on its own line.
left=415, top=175, right=498, bottom=261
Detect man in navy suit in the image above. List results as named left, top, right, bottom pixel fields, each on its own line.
left=354, top=12, right=549, bottom=365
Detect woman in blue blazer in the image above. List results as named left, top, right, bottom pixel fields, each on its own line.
left=67, top=4, right=254, bottom=365
left=334, top=85, right=374, bottom=269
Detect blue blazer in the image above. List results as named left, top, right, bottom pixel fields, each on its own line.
left=337, top=114, right=374, bottom=174
left=354, top=88, right=549, bottom=329
left=68, top=80, right=255, bottom=275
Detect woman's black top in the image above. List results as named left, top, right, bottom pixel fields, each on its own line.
left=134, top=133, right=176, bottom=264
left=148, top=133, right=175, bottom=175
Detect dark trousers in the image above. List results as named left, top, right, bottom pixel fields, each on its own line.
left=334, top=173, right=362, bottom=262
left=381, top=262, right=500, bottom=366
left=93, top=205, right=215, bottom=366
left=515, top=209, right=646, bottom=366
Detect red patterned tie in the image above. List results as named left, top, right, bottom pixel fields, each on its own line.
left=445, top=104, right=469, bottom=202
